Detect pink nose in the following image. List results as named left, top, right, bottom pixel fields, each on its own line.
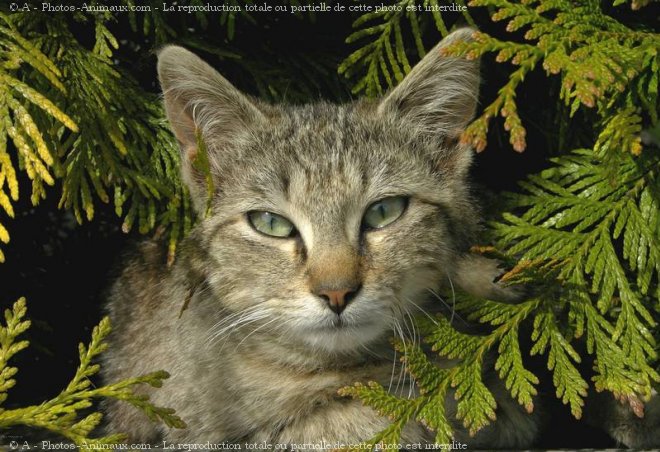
left=315, top=286, right=360, bottom=314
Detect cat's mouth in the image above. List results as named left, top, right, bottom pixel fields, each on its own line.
left=293, top=309, right=389, bottom=352
left=331, top=316, right=344, bottom=328
left=323, top=314, right=376, bottom=331
left=316, top=316, right=350, bottom=331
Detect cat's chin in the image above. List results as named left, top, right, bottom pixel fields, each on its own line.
left=294, top=318, right=388, bottom=354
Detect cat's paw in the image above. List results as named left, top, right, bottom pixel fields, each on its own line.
left=452, top=254, right=525, bottom=303
left=606, top=391, right=660, bottom=448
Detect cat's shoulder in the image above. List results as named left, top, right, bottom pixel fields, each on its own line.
left=105, top=237, right=172, bottom=320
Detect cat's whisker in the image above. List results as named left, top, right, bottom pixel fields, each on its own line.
left=405, top=296, right=438, bottom=325
left=205, top=314, right=240, bottom=342
left=405, top=308, right=419, bottom=348
left=446, top=271, right=457, bottom=326
left=354, top=331, right=386, bottom=360
left=205, top=305, right=273, bottom=348
left=235, top=316, right=282, bottom=349
left=277, top=317, right=302, bottom=335
left=391, top=317, right=403, bottom=396
left=214, top=317, right=272, bottom=355
left=405, top=308, right=419, bottom=399
left=387, top=343, right=398, bottom=395
left=205, top=305, right=256, bottom=338
left=206, top=311, right=260, bottom=343
left=397, top=306, right=418, bottom=399
left=426, top=287, right=468, bottom=326
left=393, top=293, right=442, bottom=399
left=210, top=317, right=264, bottom=352
left=259, top=315, right=303, bottom=343
left=378, top=313, right=401, bottom=395
left=391, top=315, right=409, bottom=397
left=209, top=303, right=270, bottom=333
left=400, top=307, right=415, bottom=345
left=391, top=305, right=408, bottom=394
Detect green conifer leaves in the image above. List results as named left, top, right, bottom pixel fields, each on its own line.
left=341, top=0, right=659, bottom=447
left=440, top=0, right=658, bottom=152
left=530, top=309, right=588, bottom=417
left=0, top=0, right=657, bottom=446
left=49, top=19, right=191, bottom=261
left=339, top=0, right=419, bottom=97
left=339, top=1, right=475, bottom=97
left=341, top=298, right=543, bottom=445
left=0, top=298, right=30, bottom=405
left=0, top=298, right=184, bottom=445
left=0, top=12, right=192, bottom=265
left=496, top=325, right=538, bottom=413
left=496, top=146, right=660, bottom=407
left=0, top=14, right=78, bottom=262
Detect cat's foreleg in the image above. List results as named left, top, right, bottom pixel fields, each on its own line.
left=452, top=253, right=524, bottom=303
left=585, top=389, right=660, bottom=448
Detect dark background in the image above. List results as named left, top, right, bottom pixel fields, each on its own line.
left=2, top=0, right=657, bottom=447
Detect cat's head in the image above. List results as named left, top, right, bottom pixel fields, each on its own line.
left=158, top=29, right=480, bottom=355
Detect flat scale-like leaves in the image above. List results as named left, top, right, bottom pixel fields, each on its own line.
left=0, top=15, right=77, bottom=262
left=0, top=299, right=185, bottom=444
left=495, top=147, right=659, bottom=403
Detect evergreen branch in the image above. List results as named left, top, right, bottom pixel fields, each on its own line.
left=346, top=297, right=540, bottom=443
left=442, top=32, right=542, bottom=152
left=339, top=381, right=421, bottom=451
left=339, top=0, right=452, bottom=97
left=0, top=298, right=184, bottom=445
left=495, top=325, right=539, bottom=413
left=396, top=336, right=449, bottom=395
left=0, top=13, right=194, bottom=265
left=452, top=360, right=497, bottom=436
left=0, top=298, right=30, bottom=406
left=494, top=141, right=660, bottom=411
left=0, top=17, right=77, bottom=262
left=531, top=307, right=588, bottom=417
left=339, top=381, right=419, bottom=424
left=415, top=388, right=453, bottom=444
left=439, top=0, right=659, bottom=152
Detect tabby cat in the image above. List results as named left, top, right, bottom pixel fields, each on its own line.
left=102, top=29, right=659, bottom=449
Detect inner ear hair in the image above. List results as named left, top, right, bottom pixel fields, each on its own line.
left=157, top=45, right=265, bottom=155
left=157, top=45, right=265, bottom=214
left=377, top=28, right=480, bottom=138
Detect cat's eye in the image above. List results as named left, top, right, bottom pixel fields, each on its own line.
left=247, top=211, right=296, bottom=238
left=362, top=196, right=408, bottom=230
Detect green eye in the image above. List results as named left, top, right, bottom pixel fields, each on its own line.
left=247, top=211, right=296, bottom=238
left=363, top=196, right=408, bottom=230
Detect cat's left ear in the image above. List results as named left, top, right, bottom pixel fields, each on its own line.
left=377, top=28, right=480, bottom=147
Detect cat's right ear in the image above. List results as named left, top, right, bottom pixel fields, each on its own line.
left=157, top=46, right=265, bottom=212
left=377, top=28, right=480, bottom=139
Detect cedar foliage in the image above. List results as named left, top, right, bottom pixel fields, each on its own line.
left=0, top=10, right=190, bottom=265
left=0, top=298, right=185, bottom=445
left=338, top=0, right=660, bottom=446
left=0, top=0, right=658, bottom=445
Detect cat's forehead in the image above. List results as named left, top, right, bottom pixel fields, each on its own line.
left=256, top=103, right=429, bottom=175
left=233, top=103, right=437, bottom=197
left=266, top=102, right=389, bottom=159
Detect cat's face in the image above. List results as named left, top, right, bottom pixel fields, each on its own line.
left=158, top=29, right=480, bottom=354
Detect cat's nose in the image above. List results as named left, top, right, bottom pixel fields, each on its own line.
left=315, top=286, right=361, bottom=315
